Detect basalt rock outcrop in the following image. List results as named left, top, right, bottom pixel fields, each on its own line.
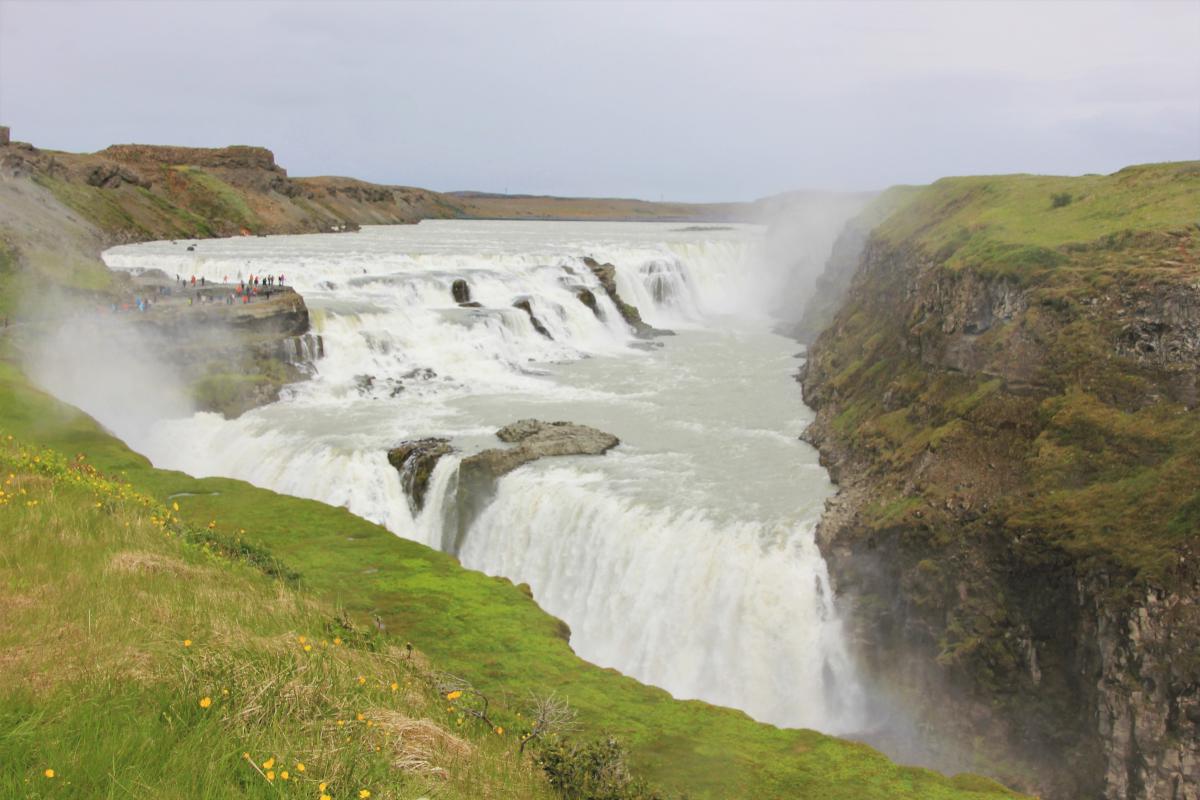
left=387, top=420, right=620, bottom=553
left=581, top=256, right=673, bottom=338
left=121, top=282, right=320, bottom=418
left=387, top=437, right=454, bottom=514
left=574, top=287, right=600, bottom=317
left=797, top=163, right=1200, bottom=800
left=462, top=419, right=620, bottom=482
left=512, top=297, right=553, bottom=339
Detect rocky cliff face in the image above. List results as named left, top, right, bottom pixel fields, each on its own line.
left=0, top=139, right=464, bottom=243
left=120, top=284, right=320, bottom=418
left=797, top=164, right=1200, bottom=799
left=0, top=143, right=323, bottom=417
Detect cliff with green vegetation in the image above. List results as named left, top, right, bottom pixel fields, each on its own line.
left=798, top=162, right=1200, bottom=799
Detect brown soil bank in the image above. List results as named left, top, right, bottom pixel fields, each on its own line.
left=797, top=163, right=1200, bottom=799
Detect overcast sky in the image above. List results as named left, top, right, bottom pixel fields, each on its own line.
left=1, top=1, right=1197, bottom=201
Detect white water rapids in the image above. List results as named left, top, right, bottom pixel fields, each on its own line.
left=97, top=220, right=867, bottom=733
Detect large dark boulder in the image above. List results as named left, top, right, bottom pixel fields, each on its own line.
left=451, top=279, right=471, bottom=304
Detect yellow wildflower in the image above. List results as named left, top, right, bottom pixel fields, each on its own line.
left=359, top=790, right=371, bottom=799
left=319, top=782, right=328, bottom=792
left=43, top=769, right=55, bottom=778
left=321, top=796, right=332, bottom=800
left=172, top=501, right=180, bottom=511
left=334, top=637, right=342, bottom=646
left=242, top=752, right=250, bottom=760
left=183, top=639, right=192, bottom=647
left=495, top=726, right=504, bottom=735
left=390, top=681, right=399, bottom=692
left=337, top=720, right=345, bottom=727
left=356, top=712, right=364, bottom=721
left=296, top=762, right=306, bottom=772
left=446, top=690, right=463, bottom=700
left=298, top=635, right=306, bottom=644
left=266, top=770, right=275, bottom=782
left=262, top=757, right=275, bottom=769
left=199, top=696, right=213, bottom=709
left=304, top=644, right=312, bottom=652
left=357, top=675, right=366, bottom=685
left=280, top=770, right=289, bottom=781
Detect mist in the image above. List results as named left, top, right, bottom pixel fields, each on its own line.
left=754, top=193, right=876, bottom=324
left=26, top=311, right=196, bottom=452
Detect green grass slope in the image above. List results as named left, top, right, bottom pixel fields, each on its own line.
left=0, top=349, right=1019, bottom=799
left=876, top=161, right=1200, bottom=282
left=0, top=437, right=556, bottom=800
left=833, top=162, right=1200, bottom=585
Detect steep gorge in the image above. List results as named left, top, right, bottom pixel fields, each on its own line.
left=797, top=163, right=1200, bottom=799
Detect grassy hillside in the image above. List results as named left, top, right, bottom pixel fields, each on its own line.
left=876, top=162, right=1200, bottom=281
left=0, top=177, right=119, bottom=319
left=0, top=345, right=1018, bottom=799
left=0, top=437, right=556, bottom=800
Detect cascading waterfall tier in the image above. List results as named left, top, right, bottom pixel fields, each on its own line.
left=98, top=220, right=869, bottom=735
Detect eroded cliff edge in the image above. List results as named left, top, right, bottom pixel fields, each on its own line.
left=798, top=163, right=1200, bottom=800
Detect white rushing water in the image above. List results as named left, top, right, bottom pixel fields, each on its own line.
left=98, top=220, right=867, bottom=733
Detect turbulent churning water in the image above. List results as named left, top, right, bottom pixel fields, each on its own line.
left=100, top=220, right=867, bottom=733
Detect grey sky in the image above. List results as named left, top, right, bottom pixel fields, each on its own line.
left=1, top=0, right=1197, bottom=201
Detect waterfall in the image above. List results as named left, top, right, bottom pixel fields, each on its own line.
left=99, top=220, right=868, bottom=735
left=458, top=465, right=865, bottom=731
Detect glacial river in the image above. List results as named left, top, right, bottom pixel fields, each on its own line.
left=98, top=220, right=866, bottom=733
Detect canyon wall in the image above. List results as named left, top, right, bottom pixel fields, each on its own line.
left=798, top=163, right=1200, bottom=799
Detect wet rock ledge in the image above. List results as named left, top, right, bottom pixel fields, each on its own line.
left=387, top=419, right=619, bottom=525
left=581, top=256, right=674, bottom=338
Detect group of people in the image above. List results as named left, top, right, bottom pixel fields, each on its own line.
left=102, top=272, right=294, bottom=313
left=245, top=273, right=285, bottom=288
left=109, top=295, right=155, bottom=313
left=166, top=273, right=291, bottom=306
left=233, top=274, right=285, bottom=303
left=176, top=273, right=287, bottom=289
